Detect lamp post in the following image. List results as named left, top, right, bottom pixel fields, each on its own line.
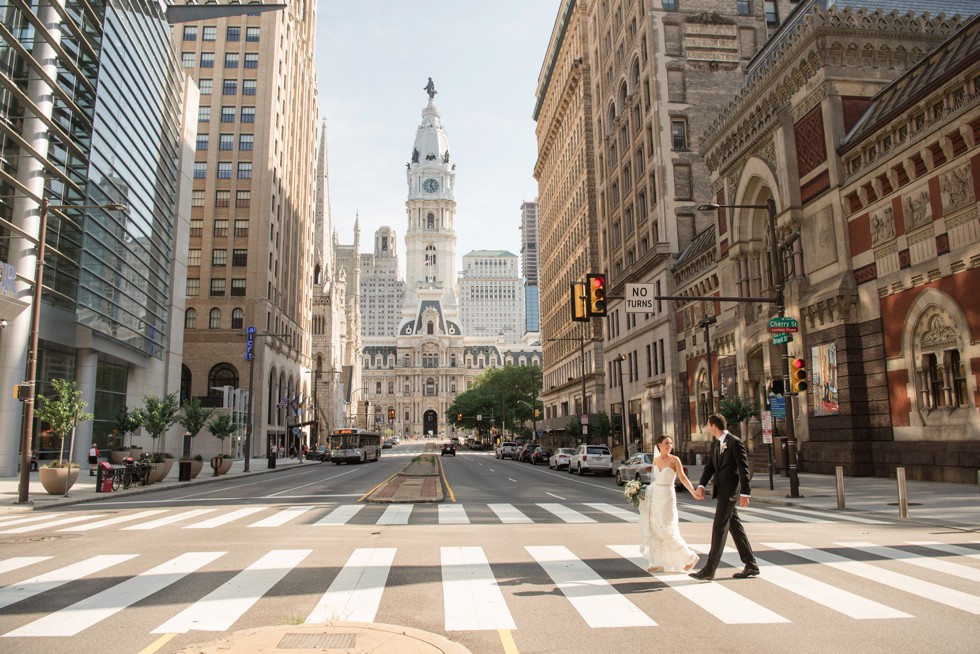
left=615, top=353, right=630, bottom=460
left=17, top=199, right=127, bottom=504
left=697, top=198, right=801, bottom=497
left=698, top=315, right=718, bottom=415
left=348, top=387, right=368, bottom=427
left=241, top=329, right=289, bottom=472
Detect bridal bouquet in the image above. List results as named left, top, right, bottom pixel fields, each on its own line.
left=624, top=479, right=646, bottom=508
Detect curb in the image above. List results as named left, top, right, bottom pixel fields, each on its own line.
left=364, top=454, right=444, bottom=504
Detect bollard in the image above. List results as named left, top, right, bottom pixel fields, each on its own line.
left=835, top=466, right=845, bottom=510
left=977, top=470, right=979, bottom=496
left=896, top=466, right=908, bottom=518
left=211, top=456, right=222, bottom=477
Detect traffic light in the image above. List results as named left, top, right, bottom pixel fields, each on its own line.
left=457, top=413, right=462, bottom=421
left=586, top=273, right=607, bottom=317
left=570, top=282, right=588, bottom=322
left=388, top=408, right=395, bottom=421
left=791, top=358, right=808, bottom=393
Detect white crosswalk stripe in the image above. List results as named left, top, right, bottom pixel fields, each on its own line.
left=442, top=546, right=516, bottom=630
left=438, top=505, right=469, bottom=524
left=834, top=542, right=980, bottom=583
left=537, top=503, right=596, bottom=523
left=184, top=507, right=265, bottom=529
left=0, top=514, right=106, bottom=534
left=905, top=541, right=980, bottom=560
left=0, top=513, right=65, bottom=528
left=585, top=502, right=638, bottom=522
left=249, top=506, right=314, bottom=528
left=60, top=509, right=169, bottom=532
left=377, top=504, right=413, bottom=525
left=740, top=506, right=833, bottom=523
left=0, top=555, right=138, bottom=611
left=122, top=508, right=217, bottom=530
left=0, top=557, right=52, bottom=576
left=313, top=504, right=364, bottom=525
left=681, top=505, right=775, bottom=523
left=305, top=548, right=395, bottom=623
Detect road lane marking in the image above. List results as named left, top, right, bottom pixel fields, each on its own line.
left=136, top=633, right=175, bottom=654
left=536, top=503, right=596, bottom=523
left=487, top=504, right=532, bottom=524
left=60, top=509, right=169, bottom=532
left=835, top=542, right=980, bottom=583
left=610, top=544, right=787, bottom=624
left=498, top=629, right=519, bottom=654
left=0, top=514, right=107, bottom=533
left=0, top=557, right=52, bottom=576
left=153, top=550, right=309, bottom=633
left=122, top=508, right=217, bottom=530
left=695, top=544, right=910, bottom=620
left=184, top=507, right=265, bottom=529
left=5, top=552, right=225, bottom=637
left=0, top=555, right=137, bottom=611
left=545, top=492, right=565, bottom=500
left=585, top=502, right=638, bottom=523
left=377, top=505, right=413, bottom=525
left=313, top=504, right=364, bottom=525
left=439, top=505, right=469, bottom=524
left=442, top=547, right=516, bottom=631
left=249, top=506, right=313, bottom=528
left=527, top=545, right=656, bottom=628
left=306, top=548, right=395, bottom=623
left=439, top=455, right=456, bottom=502
left=359, top=472, right=398, bottom=502
left=767, top=542, right=980, bottom=615
left=507, top=478, right=518, bottom=483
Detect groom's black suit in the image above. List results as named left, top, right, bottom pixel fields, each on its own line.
left=697, top=431, right=756, bottom=576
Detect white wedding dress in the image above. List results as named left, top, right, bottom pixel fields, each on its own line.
left=638, top=465, right=699, bottom=572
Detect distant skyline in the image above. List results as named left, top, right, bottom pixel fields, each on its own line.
left=315, top=1, right=559, bottom=275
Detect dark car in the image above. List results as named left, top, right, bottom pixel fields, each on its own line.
left=441, top=443, right=456, bottom=456
left=529, top=447, right=551, bottom=466
left=382, top=440, right=393, bottom=449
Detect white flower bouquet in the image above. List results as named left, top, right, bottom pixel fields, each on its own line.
left=624, top=479, right=646, bottom=508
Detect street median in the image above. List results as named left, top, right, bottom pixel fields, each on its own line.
left=363, top=453, right=444, bottom=503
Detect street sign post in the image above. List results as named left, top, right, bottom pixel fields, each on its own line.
left=761, top=411, right=773, bottom=444
left=772, top=332, right=791, bottom=345
left=770, top=395, right=786, bottom=420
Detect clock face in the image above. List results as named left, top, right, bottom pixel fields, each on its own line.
left=422, top=178, right=439, bottom=193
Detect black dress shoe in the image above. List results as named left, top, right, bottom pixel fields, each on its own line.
left=732, top=566, right=760, bottom=579
left=689, top=569, right=714, bottom=580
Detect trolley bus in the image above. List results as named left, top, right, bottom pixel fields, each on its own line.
left=329, top=428, right=382, bottom=464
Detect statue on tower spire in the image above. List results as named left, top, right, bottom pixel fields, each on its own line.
left=424, top=77, right=437, bottom=99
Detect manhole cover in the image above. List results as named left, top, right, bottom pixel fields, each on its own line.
left=277, top=632, right=357, bottom=649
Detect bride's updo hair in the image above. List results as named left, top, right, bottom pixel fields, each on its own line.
left=655, top=434, right=670, bottom=446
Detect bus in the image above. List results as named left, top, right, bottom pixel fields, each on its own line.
left=329, top=428, right=382, bottom=464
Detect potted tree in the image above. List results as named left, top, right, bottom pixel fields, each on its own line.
left=207, top=413, right=238, bottom=475
left=133, top=392, right=180, bottom=483
left=178, top=398, right=214, bottom=479
left=35, top=378, right=93, bottom=495
left=110, top=406, right=142, bottom=464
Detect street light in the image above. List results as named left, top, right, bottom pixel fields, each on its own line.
left=697, top=198, right=801, bottom=497
left=698, top=315, right=718, bottom=415
left=615, top=353, right=630, bottom=460
left=241, top=329, right=289, bottom=472
left=17, top=199, right=127, bottom=504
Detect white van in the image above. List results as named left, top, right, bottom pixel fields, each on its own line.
left=569, top=444, right=613, bottom=476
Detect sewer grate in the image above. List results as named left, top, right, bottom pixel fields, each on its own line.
left=277, top=632, right=357, bottom=649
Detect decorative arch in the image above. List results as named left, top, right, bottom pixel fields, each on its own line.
left=208, top=363, right=239, bottom=397
left=902, top=289, right=972, bottom=415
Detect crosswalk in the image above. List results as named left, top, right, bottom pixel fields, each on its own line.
left=0, top=502, right=893, bottom=534
left=0, top=540, right=977, bottom=639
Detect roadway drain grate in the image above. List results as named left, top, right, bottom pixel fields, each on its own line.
left=277, top=632, right=357, bottom=649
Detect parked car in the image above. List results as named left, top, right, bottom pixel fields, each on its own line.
left=305, top=445, right=329, bottom=462
left=569, top=444, right=613, bottom=476
left=515, top=443, right=538, bottom=462
left=441, top=443, right=456, bottom=456
left=381, top=440, right=393, bottom=449
left=548, top=447, right=576, bottom=470
left=529, top=447, right=551, bottom=465
left=616, top=452, right=654, bottom=486
left=495, top=441, right=517, bottom=459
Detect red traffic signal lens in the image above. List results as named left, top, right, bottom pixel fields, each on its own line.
left=793, top=358, right=806, bottom=369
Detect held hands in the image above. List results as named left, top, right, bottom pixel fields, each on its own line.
left=739, top=496, right=750, bottom=507
left=693, top=487, right=705, bottom=501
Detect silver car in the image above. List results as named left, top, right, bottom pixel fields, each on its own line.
left=615, top=452, right=654, bottom=486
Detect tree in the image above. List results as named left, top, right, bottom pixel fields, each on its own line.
left=207, top=413, right=238, bottom=456
left=717, top=394, right=759, bottom=437
left=133, top=392, right=180, bottom=457
left=178, top=398, right=215, bottom=457
left=35, top=378, right=93, bottom=468
left=447, top=364, right=542, bottom=436
left=112, top=406, right=142, bottom=449
left=561, top=411, right=613, bottom=448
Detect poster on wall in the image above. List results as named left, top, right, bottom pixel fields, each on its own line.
left=810, top=342, right=839, bottom=416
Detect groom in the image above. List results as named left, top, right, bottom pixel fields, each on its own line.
left=690, top=414, right=759, bottom=580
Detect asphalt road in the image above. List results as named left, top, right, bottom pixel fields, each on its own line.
left=1, top=442, right=978, bottom=654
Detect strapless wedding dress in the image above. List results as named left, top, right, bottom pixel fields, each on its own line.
left=638, top=465, right=699, bottom=572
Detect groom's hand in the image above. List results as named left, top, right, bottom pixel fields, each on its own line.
left=693, top=486, right=705, bottom=500
left=739, top=496, right=750, bottom=507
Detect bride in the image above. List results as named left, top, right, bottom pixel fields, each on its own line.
left=638, top=434, right=700, bottom=573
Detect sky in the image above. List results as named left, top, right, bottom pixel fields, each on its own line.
left=315, top=2, right=561, bottom=274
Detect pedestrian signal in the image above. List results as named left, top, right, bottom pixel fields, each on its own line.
left=570, top=282, right=588, bottom=322
left=791, top=358, right=808, bottom=393
left=457, top=413, right=462, bottom=421
left=586, top=273, right=607, bottom=317
left=388, top=408, right=395, bottom=420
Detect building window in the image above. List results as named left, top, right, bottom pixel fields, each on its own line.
left=241, top=106, right=255, bottom=123
left=226, top=26, right=241, bottom=41
left=236, top=191, right=250, bottom=208
left=185, top=308, right=197, bottom=329
left=238, top=162, right=252, bottom=179
left=737, top=0, right=751, bottom=15
left=181, top=52, right=195, bottom=68
left=224, top=53, right=239, bottom=68
left=186, top=278, right=200, bottom=296
left=222, top=79, right=237, bottom=95
left=199, top=79, right=212, bottom=94
left=231, top=308, right=244, bottom=329
left=220, top=106, right=235, bottom=122
left=234, top=219, right=249, bottom=236
left=196, top=134, right=209, bottom=150
left=210, top=279, right=225, bottom=297
left=217, top=162, right=232, bottom=178
left=193, top=162, right=206, bottom=178
left=764, top=0, right=779, bottom=25
left=187, top=249, right=201, bottom=267
left=200, top=52, right=214, bottom=68
left=214, top=219, right=229, bottom=237
left=232, top=249, right=248, bottom=266
left=198, top=106, right=211, bottom=122
left=246, top=26, right=260, bottom=42
left=190, top=219, right=203, bottom=237
left=212, top=249, right=227, bottom=266
left=202, top=25, right=216, bottom=41
left=231, top=279, right=246, bottom=296
left=183, top=26, right=197, bottom=41
left=215, top=190, right=230, bottom=207
left=663, top=0, right=677, bottom=10
left=191, top=190, right=205, bottom=207
left=239, top=134, right=254, bottom=150
left=219, top=133, right=233, bottom=150
left=242, top=79, right=257, bottom=95
left=670, top=119, right=687, bottom=150
left=244, top=53, right=258, bottom=68
left=209, top=308, right=221, bottom=329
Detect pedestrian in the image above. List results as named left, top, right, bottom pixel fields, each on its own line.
left=271, top=443, right=278, bottom=458
left=638, top=434, right=699, bottom=572
left=690, top=414, right=759, bottom=580
left=88, top=443, right=99, bottom=476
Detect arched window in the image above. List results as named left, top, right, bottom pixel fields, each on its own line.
left=427, top=321, right=434, bottom=335
left=185, top=308, right=197, bottom=329
left=180, top=364, right=192, bottom=404
left=209, top=308, right=221, bottom=329
left=231, top=308, right=244, bottom=329
left=208, top=363, right=239, bottom=396
left=427, top=212, right=435, bottom=229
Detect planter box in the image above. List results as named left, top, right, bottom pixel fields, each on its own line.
left=147, top=459, right=174, bottom=483
left=39, top=466, right=79, bottom=495
left=188, top=459, right=204, bottom=479
left=109, top=449, right=131, bottom=464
